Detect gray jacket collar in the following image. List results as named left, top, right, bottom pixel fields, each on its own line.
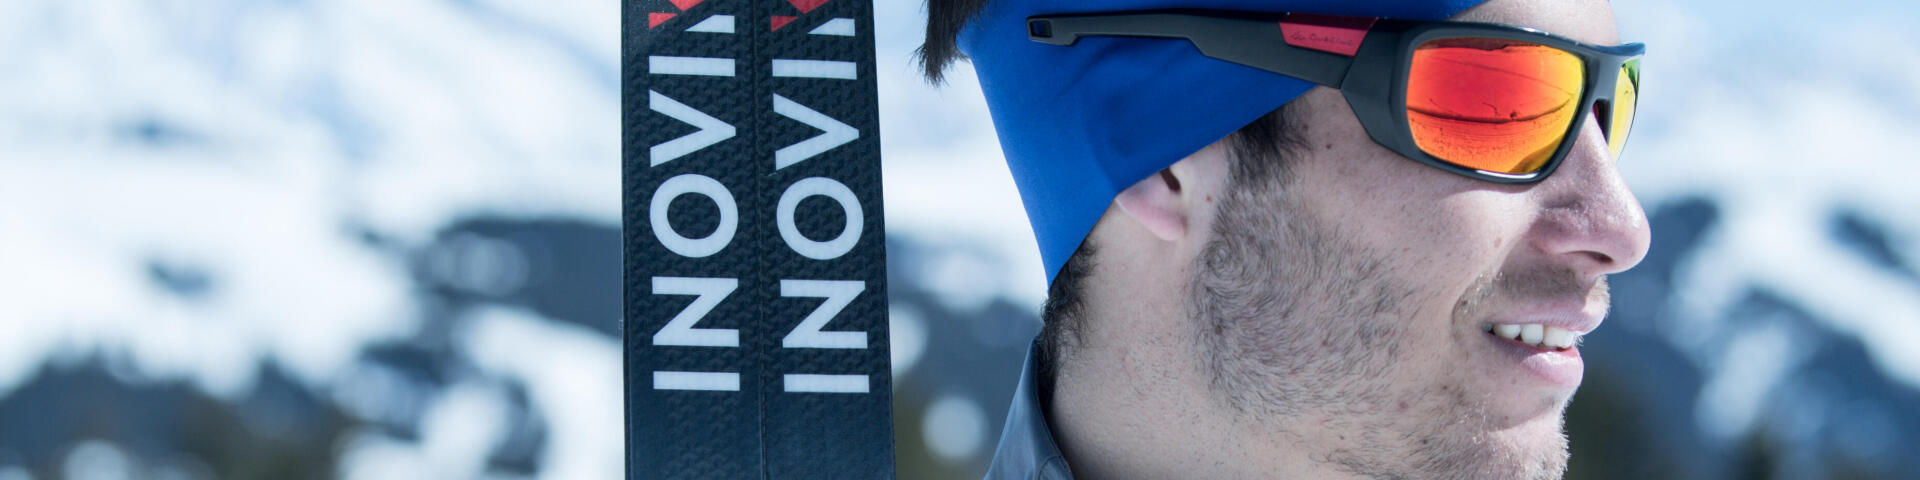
left=985, top=340, right=1074, bottom=480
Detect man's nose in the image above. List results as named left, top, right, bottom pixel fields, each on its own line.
left=1526, top=113, right=1652, bottom=279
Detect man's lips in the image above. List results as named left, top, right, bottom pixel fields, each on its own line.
left=1477, top=304, right=1604, bottom=387
left=1483, top=332, right=1585, bottom=387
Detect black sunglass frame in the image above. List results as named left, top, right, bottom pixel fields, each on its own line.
left=1026, top=10, right=1644, bottom=184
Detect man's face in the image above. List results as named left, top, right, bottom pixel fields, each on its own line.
left=1186, top=0, right=1648, bottom=477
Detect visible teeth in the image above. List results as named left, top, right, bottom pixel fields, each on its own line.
left=1494, top=324, right=1522, bottom=340
left=1520, top=324, right=1544, bottom=346
left=1542, top=326, right=1573, bottom=350
left=1487, top=322, right=1583, bottom=350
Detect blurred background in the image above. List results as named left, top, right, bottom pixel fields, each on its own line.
left=0, top=0, right=1916, bottom=478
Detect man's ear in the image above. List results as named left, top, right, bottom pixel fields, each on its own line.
left=1114, top=169, right=1188, bottom=242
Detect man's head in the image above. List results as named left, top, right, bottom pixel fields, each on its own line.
left=925, top=0, right=1650, bottom=478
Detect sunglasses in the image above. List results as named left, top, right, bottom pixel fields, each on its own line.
left=1026, top=10, right=1643, bottom=183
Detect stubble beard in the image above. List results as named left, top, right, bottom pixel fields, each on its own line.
left=1186, top=176, right=1570, bottom=480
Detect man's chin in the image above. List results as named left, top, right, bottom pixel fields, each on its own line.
left=1383, top=410, right=1569, bottom=480
left=1473, top=372, right=1580, bottom=430
left=1480, top=410, right=1572, bottom=478
left=1496, top=410, right=1569, bottom=448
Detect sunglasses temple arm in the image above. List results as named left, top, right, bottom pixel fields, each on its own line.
left=1028, top=13, right=1352, bottom=87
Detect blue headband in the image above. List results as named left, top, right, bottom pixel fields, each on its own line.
left=959, top=0, right=1490, bottom=285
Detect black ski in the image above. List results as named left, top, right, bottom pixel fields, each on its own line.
left=625, top=0, right=893, bottom=477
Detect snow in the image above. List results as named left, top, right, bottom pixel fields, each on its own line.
left=1616, top=0, right=1920, bottom=391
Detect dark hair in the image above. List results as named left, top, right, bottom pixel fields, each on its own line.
left=915, top=0, right=993, bottom=84
left=919, top=0, right=1305, bottom=396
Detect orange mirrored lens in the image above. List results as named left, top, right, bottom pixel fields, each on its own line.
left=1607, top=59, right=1639, bottom=159
left=1407, top=38, right=1584, bottom=175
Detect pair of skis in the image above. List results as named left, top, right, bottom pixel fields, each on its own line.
left=626, top=0, right=894, bottom=477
